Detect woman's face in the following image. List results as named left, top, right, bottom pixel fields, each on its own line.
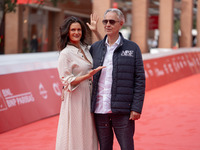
left=69, top=22, right=82, bottom=45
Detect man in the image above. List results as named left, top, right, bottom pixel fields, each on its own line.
left=90, top=8, right=145, bottom=150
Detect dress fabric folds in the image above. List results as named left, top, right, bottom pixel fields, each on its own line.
left=56, top=45, right=98, bottom=150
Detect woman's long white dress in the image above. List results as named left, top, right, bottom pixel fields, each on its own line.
left=56, top=45, right=98, bottom=150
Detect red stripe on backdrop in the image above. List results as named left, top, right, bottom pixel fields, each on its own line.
left=0, top=69, right=62, bottom=133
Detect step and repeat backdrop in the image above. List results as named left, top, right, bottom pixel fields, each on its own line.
left=143, top=48, right=200, bottom=90
left=0, top=49, right=200, bottom=133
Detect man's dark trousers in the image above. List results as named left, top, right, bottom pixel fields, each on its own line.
left=94, top=113, right=135, bottom=150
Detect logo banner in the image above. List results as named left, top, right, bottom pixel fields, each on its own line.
left=0, top=69, right=62, bottom=133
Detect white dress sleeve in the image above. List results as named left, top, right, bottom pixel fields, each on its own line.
left=57, top=51, right=79, bottom=92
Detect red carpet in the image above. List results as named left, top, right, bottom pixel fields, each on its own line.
left=0, top=74, right=200, bottom=150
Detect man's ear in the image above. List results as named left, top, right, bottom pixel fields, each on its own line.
left=120, top=21, right=124, bottom=26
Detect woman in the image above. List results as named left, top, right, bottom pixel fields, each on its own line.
left=55, top=16, right=104, bottom=150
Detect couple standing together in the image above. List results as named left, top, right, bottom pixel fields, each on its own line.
left=56, top=8, right=145, bottom=150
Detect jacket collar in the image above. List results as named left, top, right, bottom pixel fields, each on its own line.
left=103, top=32, right=124, bottom=47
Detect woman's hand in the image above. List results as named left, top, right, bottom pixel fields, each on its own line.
left=71, top=66, right=105, bottom=87
left=88, top=66, right=106, bottom=77
left=86, top=14, right=99, bottom=32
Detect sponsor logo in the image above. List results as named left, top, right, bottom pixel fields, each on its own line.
left=53, top=82, right=61, bottom=96
left=39, top=83, right=48, bottom=99
left=121, top=50, right=134, bottom=57
left=0, top=88, right=35, bottom=109
left=0, top=91, right=8, bottom=111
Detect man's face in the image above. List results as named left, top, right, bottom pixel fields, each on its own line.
left=103, top=12, right=123, bottom=36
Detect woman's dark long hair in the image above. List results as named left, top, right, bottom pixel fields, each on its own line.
left=57, top=16, right=88, bottom=50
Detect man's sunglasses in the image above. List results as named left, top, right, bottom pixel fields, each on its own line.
left=102, top=19, right=120, bottom=25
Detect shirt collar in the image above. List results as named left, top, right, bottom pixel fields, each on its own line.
left=105, top=35, right=121, bottom=47
left=67, top=43, right=87, bottom=54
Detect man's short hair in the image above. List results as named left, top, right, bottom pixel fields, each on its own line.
left=104, top=8, right=125, bottom=23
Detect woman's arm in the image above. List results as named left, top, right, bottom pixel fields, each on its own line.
left=71, top=66, right=105, bottom=86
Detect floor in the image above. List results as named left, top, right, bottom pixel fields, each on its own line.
left=0, top=73, right=200, bottom=150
